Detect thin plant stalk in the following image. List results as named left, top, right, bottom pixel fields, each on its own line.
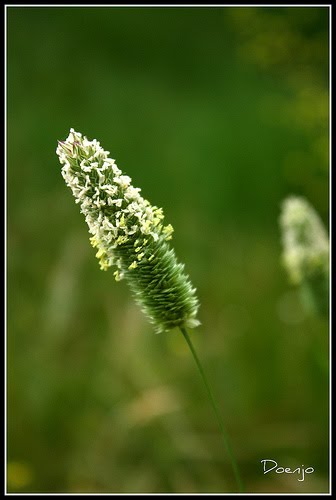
left=180, top=326, right=244, bottom=493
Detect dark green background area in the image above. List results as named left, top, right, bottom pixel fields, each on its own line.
left=7, top=6, right=329, bottom=494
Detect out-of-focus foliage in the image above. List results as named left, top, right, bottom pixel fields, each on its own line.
left=228, top=7, right=329, bottom=217
left=7, top=6, right=329, bottom=494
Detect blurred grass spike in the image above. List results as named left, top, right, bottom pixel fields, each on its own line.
left=280, top=196, right=329, bottom=317
left=56, top=129, right=200, bottom=334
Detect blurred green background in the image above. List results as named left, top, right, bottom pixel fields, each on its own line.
left=7, top=6, right=329, bottom=494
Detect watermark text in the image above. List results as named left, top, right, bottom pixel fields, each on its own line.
left=261, top=459, right=314, bottom=482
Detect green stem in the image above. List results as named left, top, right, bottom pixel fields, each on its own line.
left=180, top=326, right=244, bottom=493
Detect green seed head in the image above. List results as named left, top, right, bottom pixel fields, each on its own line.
left=56, top=129, right=200, bottom=333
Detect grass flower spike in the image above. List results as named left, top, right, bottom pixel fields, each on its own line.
left=56, top=129, right=200, bottom=333
left=57, top=129, right=243, bottom=493
left=280, top=196, right=329, bottom=316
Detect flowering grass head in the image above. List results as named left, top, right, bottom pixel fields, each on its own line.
left=280, top=196, right=329, bottom=316
left=56, top=129, right=200, bottom=333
